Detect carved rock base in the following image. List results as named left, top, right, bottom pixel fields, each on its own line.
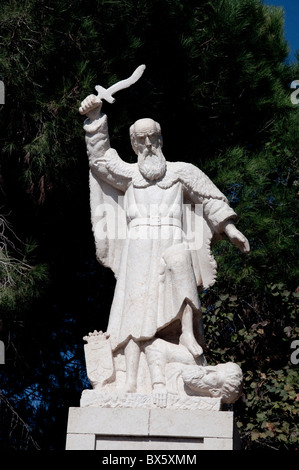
left=80, top=389, right=221, bottom=411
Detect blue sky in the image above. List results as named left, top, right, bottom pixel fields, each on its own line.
left=264, top=0, right=299, bottom=62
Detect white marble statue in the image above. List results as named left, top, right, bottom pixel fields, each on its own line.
left=79, top=66, right=249, bottom=408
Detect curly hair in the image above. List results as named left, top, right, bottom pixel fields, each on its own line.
left=219, top=362, right=243, bottom=404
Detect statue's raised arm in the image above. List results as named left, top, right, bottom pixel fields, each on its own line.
left=79, top=65, right=147, bottom=189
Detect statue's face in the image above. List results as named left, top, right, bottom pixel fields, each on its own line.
left=182, top=362, right=243, bottom=402
left=132, top=118, right=166, bottom=181
left=192, top=365, right=226, bottom=395
left=134, top=119, right=161, bottom=157
left=201, top=365, right=226, bottom=389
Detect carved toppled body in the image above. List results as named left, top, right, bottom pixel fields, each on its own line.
left=82, top=331, right=243, bottom=410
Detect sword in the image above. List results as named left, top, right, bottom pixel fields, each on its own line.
left=79, top=64, right=146, bottom=115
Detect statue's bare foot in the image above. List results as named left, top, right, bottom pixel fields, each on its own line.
left=179, top=332, right=203, bottom=358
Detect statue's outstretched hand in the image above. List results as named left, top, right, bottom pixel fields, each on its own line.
left=224, top=221, right=250, bottom=254
left=79, top=94, right=102, bottom=119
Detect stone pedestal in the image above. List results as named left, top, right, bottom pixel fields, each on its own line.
left=65, top=407, right=240, bottom=450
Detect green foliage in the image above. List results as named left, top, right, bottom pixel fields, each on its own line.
left=0, top=214, right=49, bottom=338
left=0, top=252, right=48, bottom=311
left=241, top=366, right=299, bottom=448
left=209, top=115, right=299, bottom=292
left=201, top=283, right=299, bottom=450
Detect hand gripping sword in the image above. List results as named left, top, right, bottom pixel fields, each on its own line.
left=79, top=64, right=146, bottom=115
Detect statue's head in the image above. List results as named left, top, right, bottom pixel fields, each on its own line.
left=182, top=362, right=243, bottom=404
left=129, top=118, right=163, bottom=155
left=130, top=118, right=166, bottom=181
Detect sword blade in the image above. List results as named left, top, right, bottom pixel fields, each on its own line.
left=105, top=64, right=146, bottom=97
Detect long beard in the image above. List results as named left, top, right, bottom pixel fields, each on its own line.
left=137, top=147, right=167, bottom=181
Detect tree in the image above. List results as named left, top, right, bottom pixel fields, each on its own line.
left=0, top=0, right=298, bottom=450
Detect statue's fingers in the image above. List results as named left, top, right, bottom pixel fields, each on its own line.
left=237, top=235, right=250, bottom=253
left=243, top=238, right=250, bottom=253
left=81, top=94, right=96, bottom=109
left=86, top=96, right=93, bottom=107
left=80, top=99, right=90, bottom=113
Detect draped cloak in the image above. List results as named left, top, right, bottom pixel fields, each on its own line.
left=84, top=113, right=237, bottom=352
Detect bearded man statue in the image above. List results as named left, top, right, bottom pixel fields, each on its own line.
left=80, top=95, right=249, bottom=395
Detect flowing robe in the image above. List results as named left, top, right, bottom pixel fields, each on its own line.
left=84, top=113, right=237, bottom=352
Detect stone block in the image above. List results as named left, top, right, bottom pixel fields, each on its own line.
left=65, top=407, right=240, bottom=450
